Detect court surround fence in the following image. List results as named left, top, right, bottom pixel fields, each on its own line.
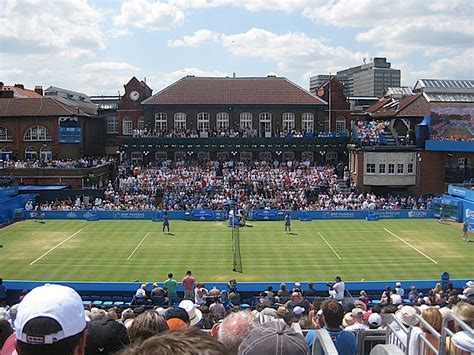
left=20, top=208, right=434, bottom=221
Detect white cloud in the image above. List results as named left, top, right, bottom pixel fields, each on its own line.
left=168, top=29, right=221, bottom=47
left=402, top=49, right=474, bottom=86
left=107, top=28, right=132, bottom=39
left=169, top=28, right=367, bottom=82
left=81, top=62, right=142, bottom=72
left=301, top=0, right=474, bottom=56
left=113, top=0, right=185, bottom=31
left=0, top=0, right=105, bottom=59
left=148, top=67, right=229, bottom=91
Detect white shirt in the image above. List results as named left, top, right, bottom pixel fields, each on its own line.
left=333, top=281, right=345, bottom=300
left=345, top=322, right=369, bottom=331
left=135, top=288, right=146, bottom=298
left=391, top=293, right=403, bottom=305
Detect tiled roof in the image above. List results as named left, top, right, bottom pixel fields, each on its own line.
left=143, top=76, right=326, bottom=105
left=0, top=98, right=90, bottom=117
left=1, top=86, right=42, bottom=98
left=367, top=93, right=424, bottom=117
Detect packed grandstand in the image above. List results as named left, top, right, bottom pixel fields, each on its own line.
left=15, top=158, right=433, bottom=212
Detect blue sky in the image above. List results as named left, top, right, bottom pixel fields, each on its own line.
left=1, top=0, right=473, bottom=95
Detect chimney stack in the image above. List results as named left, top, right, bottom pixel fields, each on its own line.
left=14, top=83, right=24, bottom=89
left=233, top=72, right=236, bottom=78
left=34, top=85, right=43, bottom=96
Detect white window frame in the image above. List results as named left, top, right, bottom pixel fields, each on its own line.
left=122, top=117, right=132, bottom=135
left=0, top=147, right=12, bottom=160
left=40, top=146, right=52, bottom=161
left=138, top=116, right=145, bottom=131
left=388, top=163, right=395, bottom=174
left=25, top=146, right=37, bottom=161
left=174, top=112, right=186, bottom=130
left=324, top=117, right=330, bottom=132
left=282, top=112, right=295, bottom=132
left=259, top=112, right=272, bottom=136
left=301, top=113, right=314, bottom=133
left=366, top=163, right=376, bottom=174
left=106, top=116, right=118, bottom=134
left=24, top=126, right=52, bottom=141
left=240, top=112, right=253, bottom=131
left=0, top=126, right=12, bottom=141
left=336, top=116, right=346, bottom=133
left=216, top=112, right=230, bottom=130
left=197, top=112, right=210, bottom=133
left=155, top=113, right=168, bottom=131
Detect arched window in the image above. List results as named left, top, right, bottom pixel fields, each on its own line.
left=174, top=112, right=186, bottom=130
left=240, top=112, right=253, bottom=131
left=216, top=112, right=230, bottom=130
left=301, top=113, right=314, bottom=133
left=197, top=112, right=210, bottom=132
left=0, top=147, right=12, bottom=160
left=259, top=112, right=272, bottom=137
left=137, top=116, right=145, bottom=131
left=282, top=112, right=295, bottom=132
left=24, top=126, right=52, bottom=141
left=0, top=126, right=12, bottom=141
left=106, top=116, right=118, bottom=134
left=40, top=146, right=52, bottom=161
left=155, top=113, right=167, bottom=131
left=336, top=116, right=346, bottom=133
left=122, top=117, right=132, bottom=135
left=25, top=146, right=37, bottom=161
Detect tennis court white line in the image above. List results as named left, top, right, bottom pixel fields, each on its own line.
left=30, top=229, right=83, bottom=265
left=383, top=228, right=438, bottom=264
left=126, top=233, right=150, bottom=260
left=317, top=232, right=342, bottom=260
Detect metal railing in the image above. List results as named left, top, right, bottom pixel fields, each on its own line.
left=356, top=329, right=387, bottom=354
left=311, top=329, right=338, bottom=355
left=385, top=314, right=411, bottom=353
left=441, top=311, right=474, bottom=355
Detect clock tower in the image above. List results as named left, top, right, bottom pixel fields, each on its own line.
left=117, top=77, right=153, bottom=136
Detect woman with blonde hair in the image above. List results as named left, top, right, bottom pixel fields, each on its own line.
left=409, top=307, right=442, bottom=355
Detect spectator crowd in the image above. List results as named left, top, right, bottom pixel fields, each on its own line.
left=0, top=277, right=473, bottom=354
left=32, top=159, right=432, bottom=212
left=353, top=120, right=391, bottom=146
left=1, top=157, right=113, bottom=169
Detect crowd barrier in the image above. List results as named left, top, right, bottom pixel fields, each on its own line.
left=21, top=209, right=227, bottom=221
left=3, top=279, right=470, bottom=294
left=20, top=208, right=434, bottom=221
left=248, top=209, right=434, bottom=221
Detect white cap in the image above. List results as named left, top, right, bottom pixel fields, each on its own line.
left=368, top=313, right=382, bottom=327
left=293, top=306, right=305, bottom=315
left=15, top=284, right=86, bottom=344
left=396, top=282, right=401, bottom=287
left=295, top=282, right=301, bottom=287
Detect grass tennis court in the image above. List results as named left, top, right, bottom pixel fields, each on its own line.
left=0, top=219, right=472, bottom=282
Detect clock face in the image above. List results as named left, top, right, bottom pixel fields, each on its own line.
left=129, top=90, right=140, bottom=101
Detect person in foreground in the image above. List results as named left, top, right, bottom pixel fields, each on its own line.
left=305, top=299, right=356, bottom=355
left=14, top=283, right=88, bottom=355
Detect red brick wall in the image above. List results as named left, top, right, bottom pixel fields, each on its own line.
left=418, top=151, right=446, bottom=194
